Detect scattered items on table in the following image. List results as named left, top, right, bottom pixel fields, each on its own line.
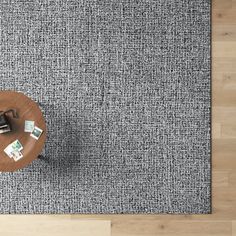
left=4, top=139, right=23, bottom=161
left=24, top=120, right=35, bottom=132
left=30, top=126, right=43, bottom=140
left=2, top=120, right=44, bottom=162
left=24, top=120, right=43, bottom=140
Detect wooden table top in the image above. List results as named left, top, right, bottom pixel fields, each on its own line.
left=0, top=91, right=46, bottom=172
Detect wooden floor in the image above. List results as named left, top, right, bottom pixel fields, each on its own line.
left=0, top=0, right=235, bottom=235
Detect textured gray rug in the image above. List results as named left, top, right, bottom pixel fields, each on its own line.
left=0, top=0, right=211, bottom=213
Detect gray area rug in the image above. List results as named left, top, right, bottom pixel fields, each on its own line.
left=0, top=0, right=211, bottom=213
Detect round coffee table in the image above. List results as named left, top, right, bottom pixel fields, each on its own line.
left=0, top=91, right=46, bottom=172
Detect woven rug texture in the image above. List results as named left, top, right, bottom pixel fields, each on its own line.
left=0, top=0, right=211, bottom=213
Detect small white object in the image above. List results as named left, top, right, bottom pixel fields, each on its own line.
left=24, top=120, right=35, bottom=132
left=12, top=151, right=23, bottom=162
left=4, top=145, right=14, bottom=158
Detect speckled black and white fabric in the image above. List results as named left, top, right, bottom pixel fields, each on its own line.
left=0, top=0, right=211, bottom=213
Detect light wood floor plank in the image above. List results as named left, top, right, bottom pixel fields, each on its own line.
left=213, top=107, right=236, bottom=124
left=111, top=220, right=232, bottom=236
left=213, top=171, right=229, bottom=187
left=213, top=0, right=232, bottom=9
left=213, top=58, right=236, bottom=75
left=0, top=216, right=111, bottom=236
left=213, top=9, right=236, bottom=24
left=213, top=42, right=236, bottom=58
left=213, top=25, right=236, bottom=41
left=233, top=221, right=236, bottom=236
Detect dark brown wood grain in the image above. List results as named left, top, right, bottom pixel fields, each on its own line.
left=0, top=91, right=46, bottom=172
